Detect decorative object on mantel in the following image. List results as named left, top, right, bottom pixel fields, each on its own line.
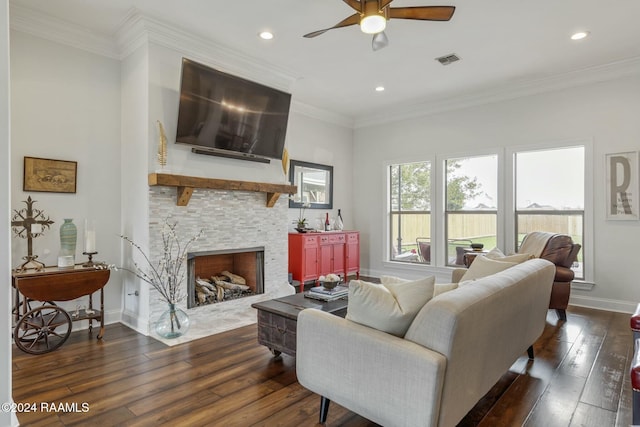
left=23, top=156, right=77, bottom=194
left=11, top=196, right=54, bottom=271
left=281, top=147, right=290, bottom=182
left=156, top=120, right=168, bottom=170
left=58, top=218, right=77, bottom=267
left=148, top=173, right=297, bottom=207
left=120, top=218, right=203, bottom=339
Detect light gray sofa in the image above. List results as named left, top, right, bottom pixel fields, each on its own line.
left=296, top=258, right=556, bottom=427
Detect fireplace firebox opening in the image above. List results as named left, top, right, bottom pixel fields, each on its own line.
left=187, top=247, right=265, bottom=309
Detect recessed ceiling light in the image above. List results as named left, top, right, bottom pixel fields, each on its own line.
left=571, top=31, right=589, bottom=41
left=259, top=31, right=274, bottom=40
left=375, top=86, right=385, bottom=92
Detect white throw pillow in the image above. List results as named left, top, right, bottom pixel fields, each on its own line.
left=346, top=276, right=435, bottom=337
left=485, top=247, right=534, bottom=263
left=380, top=275, right=409, bottom=284
left=485, top=247, right=505, bottom=259
left=459, top=255, right=518, bottom=282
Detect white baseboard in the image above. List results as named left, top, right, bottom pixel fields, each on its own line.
left=569, top=294, right=637, bottom=314
left=119, top=310, right=149, bottom=336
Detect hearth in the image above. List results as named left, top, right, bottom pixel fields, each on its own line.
left=187, top=247, right=265, bottom=309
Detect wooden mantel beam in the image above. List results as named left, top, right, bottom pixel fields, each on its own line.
left=148, top=173, right=297, bottom=207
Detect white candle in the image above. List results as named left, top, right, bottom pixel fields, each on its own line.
left=85, top=230, right=96, bottom=253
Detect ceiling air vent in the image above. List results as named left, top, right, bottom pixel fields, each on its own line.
left=435, top=53, right=460, bottom=66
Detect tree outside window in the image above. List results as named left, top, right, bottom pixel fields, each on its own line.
left=445, top=155, right=498, bottom=266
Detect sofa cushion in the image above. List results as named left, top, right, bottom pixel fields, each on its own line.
left=346, top=276, right=435, bottom=337
left=485, top=247, right=534, bottom=263
left=434, top=282, right=459, bottom=296
left=459, top=255, right=518, bottom=282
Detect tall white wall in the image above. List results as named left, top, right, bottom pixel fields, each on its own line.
left=285, top=111, right=355, bottom=230
left=1, top=2, right=16, bottom=425
left=353, top=74, right=640, bottom=311
left=9, top=31, right=122, bottom=320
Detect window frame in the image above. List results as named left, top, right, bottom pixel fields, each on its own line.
left=509, top=142, right=591, bottom=281
left=387, top=161, right=433, bottom=264
left=383, top=139, right=593, bottom=285
left=443, top=153, right=500, bottom=267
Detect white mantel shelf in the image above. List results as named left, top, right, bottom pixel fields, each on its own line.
left=148, top=173, right=297, bottom=207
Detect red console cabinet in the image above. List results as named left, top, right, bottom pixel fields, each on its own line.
left=345, top=232, right=360, bottom=279
left=319, top=233, right=346, bottom=277
left=289, top=231, right=359, bottom=292
left=288, top=234, right=319, bottom=289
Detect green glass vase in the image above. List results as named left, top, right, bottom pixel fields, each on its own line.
left=59, top=218, right=77, bottom=256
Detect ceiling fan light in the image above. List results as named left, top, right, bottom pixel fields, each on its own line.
left=361, top=14, right=386, bottom=34
left=372, top=31, right=389, bottom=51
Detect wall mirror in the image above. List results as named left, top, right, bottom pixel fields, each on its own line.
left=289, top=160, right=333, bottom=209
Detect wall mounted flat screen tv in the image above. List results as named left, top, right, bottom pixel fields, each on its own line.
left=176, top=58, right=291, bottom=162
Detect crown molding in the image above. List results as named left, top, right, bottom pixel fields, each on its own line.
left=290, top=100, right=354, bottom=129
left=115, top=10, right=297, bottom=93
left=13, top=3, right=638, bottom=131
left=114, top=8, right=148, bottom=60
left=9, top=2, right=120, bottom=59
left=353, top=56, right=640, bottom=129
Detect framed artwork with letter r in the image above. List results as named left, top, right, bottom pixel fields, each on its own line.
left=605, top=151, right=639, bottom=220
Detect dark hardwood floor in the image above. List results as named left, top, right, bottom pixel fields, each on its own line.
left=12, top=305, right=632, bottom=426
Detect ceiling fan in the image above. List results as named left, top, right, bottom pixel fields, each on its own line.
left=303, top=0, right=455, bottom=51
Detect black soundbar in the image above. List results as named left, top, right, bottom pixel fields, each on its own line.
left=191, top=147, right=271, bottom=164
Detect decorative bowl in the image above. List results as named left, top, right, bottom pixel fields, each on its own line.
left=320, top=280, right=340, bottom=290
left=470, top=243, right=484, bottom=251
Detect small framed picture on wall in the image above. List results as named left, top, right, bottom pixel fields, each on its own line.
left=23, top=156, right=77, bottom=194
left=605, top=151, right=639, bottom=220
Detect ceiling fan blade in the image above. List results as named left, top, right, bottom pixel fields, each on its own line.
left=379, top=0, right=393, bottom=9
left=389, top=6, right=455, bottom=21
left=372, top=31, right=389, bottom=51
left=303, top=13, right=360, bottom=38
left=342, top=0, right=362, bottom=12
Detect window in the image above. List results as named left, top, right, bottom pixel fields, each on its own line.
left=385, top=143, right=590, bottom=279
left=515, top=146, right=585, bottom=278
left=445, top=155, right=498, bottom=266
left=389, top=161, right=431, bottom=264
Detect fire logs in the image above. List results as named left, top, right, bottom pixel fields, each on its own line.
left=195, top=273, right=252, bottom=306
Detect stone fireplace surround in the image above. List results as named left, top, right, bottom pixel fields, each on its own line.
left=148, top=185, right=294, bottom=345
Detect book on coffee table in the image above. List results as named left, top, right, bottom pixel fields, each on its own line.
left=304, top=285, right=349, bottom=301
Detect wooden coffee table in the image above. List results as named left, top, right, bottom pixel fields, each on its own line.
left=251, top=292, right=348, bottom=357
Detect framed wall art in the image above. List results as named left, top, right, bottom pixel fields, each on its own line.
left=605, top=151, right=639, bottom=220
left=23, top=156, right=77, bottom=194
